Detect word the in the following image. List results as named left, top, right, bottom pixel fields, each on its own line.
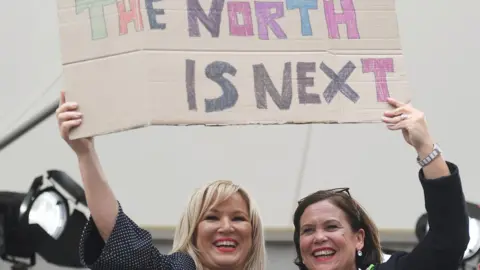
left=76, top=0, right=360, bottom=40
left=185, top=58, right=394, bottom=112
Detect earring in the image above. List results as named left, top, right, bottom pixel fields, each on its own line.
left=357, top=250, right=363, bottom=257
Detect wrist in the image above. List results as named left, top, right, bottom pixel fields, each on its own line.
left=76, top=147, right=97, bottom=161
left=415, top=141, right=435, bottom=159
left=416, top=142, right=443, bottom=169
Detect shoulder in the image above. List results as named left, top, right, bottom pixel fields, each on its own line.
left=88, top=249, right=197, bottom=270
left=80, top=203, right=198, bottom=269
left=374, top=251, right=409, bottom=270
left=155, top=252, right=197, bottom=270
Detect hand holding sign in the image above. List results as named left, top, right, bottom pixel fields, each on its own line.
left=56, top=91, right=94, bottom=156
left=382, top=98, right=434, bottom=154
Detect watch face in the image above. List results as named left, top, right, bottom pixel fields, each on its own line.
left=28, top=190, right=68, bottom=239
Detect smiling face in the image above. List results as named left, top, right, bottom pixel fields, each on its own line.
left=196, top=192, right=252, bottom=270
left=298, top=199, right=365, bottom=270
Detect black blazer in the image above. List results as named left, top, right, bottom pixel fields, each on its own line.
left=79, top=202, right=196, bottom=269
left=78, top=161, right=469, bottom=270
left=371, top=161, right=469, bottom=270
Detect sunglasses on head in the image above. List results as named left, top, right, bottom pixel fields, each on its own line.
left=297, top=187, right=351, bottom=205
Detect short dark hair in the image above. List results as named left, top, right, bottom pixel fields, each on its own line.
left=292, top=188, right=382, bottom=269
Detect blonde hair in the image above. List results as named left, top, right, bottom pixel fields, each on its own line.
left=170, top=180, right=266, bottom=270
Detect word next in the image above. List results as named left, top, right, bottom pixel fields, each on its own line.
left=186, top=58, right=394, bottom=113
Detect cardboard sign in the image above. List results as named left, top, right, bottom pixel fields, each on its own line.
left=57, top=0, right=411, bottom=139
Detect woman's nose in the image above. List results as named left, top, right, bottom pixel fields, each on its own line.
left=313, top=231, right=327, bottom=243
left=218, top=218, right=234, bottom=231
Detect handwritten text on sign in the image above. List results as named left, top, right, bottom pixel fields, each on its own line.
left=57, top=0, right=409, bottom=138
left=77, top=0, right=362, bottom=40
left=183, top=58, right=394, bottom=114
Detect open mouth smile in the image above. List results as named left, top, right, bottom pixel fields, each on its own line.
left=312, top=247, right=336, bottom=262
left=213, top=238, right=238, bottom=253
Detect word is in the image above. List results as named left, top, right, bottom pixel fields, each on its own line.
left=186, top=58, right=394, bottom=112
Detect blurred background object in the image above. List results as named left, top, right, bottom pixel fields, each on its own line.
left=0, top=170, right=88, bottom=269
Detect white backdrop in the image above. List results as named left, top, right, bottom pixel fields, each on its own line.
left=0, top=0, right=479, bottom=234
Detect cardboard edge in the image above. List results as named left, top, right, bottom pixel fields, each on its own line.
left=68, top=122, right=152, bottom=140
left=148, top=119, right=383, bottom=127
left=68, top=119, right=383, bottom=139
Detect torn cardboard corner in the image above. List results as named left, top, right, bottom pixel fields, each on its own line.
left=56, top=0, right=411, bottom=140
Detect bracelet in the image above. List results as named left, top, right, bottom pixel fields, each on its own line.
left=417, top=144, right=442, bottom=167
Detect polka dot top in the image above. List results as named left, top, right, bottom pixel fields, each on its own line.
left=79, top=202, right=197, bottom=269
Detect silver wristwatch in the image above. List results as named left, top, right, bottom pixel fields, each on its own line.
left=417, top=144, right=442, bottom=167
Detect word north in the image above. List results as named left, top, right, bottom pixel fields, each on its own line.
left=77, top=0, right=360, bottom=40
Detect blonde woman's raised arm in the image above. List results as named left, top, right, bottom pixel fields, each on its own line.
left=56, top=91, right=118, bottom=241
left=76, top=149, right=118, bottom=240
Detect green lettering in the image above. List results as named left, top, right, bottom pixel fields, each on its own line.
left=76, top=0, right=117, bottom=40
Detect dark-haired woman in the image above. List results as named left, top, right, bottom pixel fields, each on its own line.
left=292, top=98, right=469, bottom=270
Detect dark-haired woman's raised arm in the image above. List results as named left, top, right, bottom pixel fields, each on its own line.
left=379, top=98, right=470, bottom=270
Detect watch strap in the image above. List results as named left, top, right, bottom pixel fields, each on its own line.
left=417, top=144, right=442, bottom=167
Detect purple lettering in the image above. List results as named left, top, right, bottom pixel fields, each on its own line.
left=254, top=2, right=287, bottom=40
left=253, top=62, right=292, bottom=110
left=187, top=0, right=225, bottom=37
left=297, top=62, right=320, bottom=104
left=186, top=59, right=197, bottom=111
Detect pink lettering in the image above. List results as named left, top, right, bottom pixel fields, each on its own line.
left=228, top=2, right=254, bottom=36
left=117, top=0, right=144, bottom=35
left=361, top=58, right=394, bottom=102
left=323, top=0, right=359, bottom=39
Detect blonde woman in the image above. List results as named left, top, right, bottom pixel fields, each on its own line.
left=56, top=92, right=266, bottom=270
